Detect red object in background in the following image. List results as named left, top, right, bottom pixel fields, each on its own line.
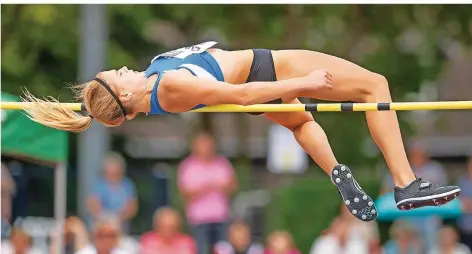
left=140, top=232, right=197, bottom=254
left=263, top=250, right=300, bottom=254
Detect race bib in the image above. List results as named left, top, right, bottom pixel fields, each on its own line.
left=151, top=41, right=218, bottom=63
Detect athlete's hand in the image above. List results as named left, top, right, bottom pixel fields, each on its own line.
left=304, top=70, right=333, bottom=90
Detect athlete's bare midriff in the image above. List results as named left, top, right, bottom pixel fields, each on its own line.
left=206, top=48, right=253, bottom=84
left=207, top=48, right=326, bottom=84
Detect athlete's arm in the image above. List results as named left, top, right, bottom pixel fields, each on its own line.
left=158, top=69, right=332, bottom=113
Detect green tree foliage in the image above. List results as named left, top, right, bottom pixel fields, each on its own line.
left=2, top=5, right=79, bottom=98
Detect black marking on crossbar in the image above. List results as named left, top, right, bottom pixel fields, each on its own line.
left=305, top=104, right=318, bottom=111
left=377, top=103, right=391, bottom=111
left=341, top=103, right=354, bottom=111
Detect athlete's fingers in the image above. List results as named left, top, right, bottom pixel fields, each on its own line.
left=325, top=79, right=333, bottom=89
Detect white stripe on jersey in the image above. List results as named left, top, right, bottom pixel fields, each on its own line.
left=179, top=64, right=217, bottom=80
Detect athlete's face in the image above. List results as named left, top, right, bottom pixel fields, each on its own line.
left=100, top=66, right=147, bottom=93
left=99, top=66, right=148, bottom=119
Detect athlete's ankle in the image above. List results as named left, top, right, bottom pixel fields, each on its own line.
left=394, top=175, right=417, bottom=188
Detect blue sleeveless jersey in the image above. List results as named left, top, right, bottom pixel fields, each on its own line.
left=144, top=41, right=224, bottom=115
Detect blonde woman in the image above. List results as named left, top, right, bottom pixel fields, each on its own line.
left=23, top=41, right=460, bottom=221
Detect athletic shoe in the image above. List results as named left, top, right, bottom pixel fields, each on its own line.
left=331, top=164, right=378, bottom=222
left=394, top=178, right=461, bottom=210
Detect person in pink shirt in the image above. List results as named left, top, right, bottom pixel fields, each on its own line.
left=178, top=132, right=238, bottom=254
left=140, top=207, right=197, bottom=254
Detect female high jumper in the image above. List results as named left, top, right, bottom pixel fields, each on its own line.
left=23, top=41, right=460, bottom=222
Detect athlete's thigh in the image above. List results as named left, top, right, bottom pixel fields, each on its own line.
left=276, top=50, right=384, bottom=102
left=263, top=98, right=314, bottom=131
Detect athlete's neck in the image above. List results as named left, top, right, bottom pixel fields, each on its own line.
left=134, top=74, right=158, bottom=114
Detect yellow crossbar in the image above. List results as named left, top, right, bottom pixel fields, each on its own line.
left=1, top=101, right=472, bottom=112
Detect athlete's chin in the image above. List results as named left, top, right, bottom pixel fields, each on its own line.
left=125, top=113, right=138, bottom=120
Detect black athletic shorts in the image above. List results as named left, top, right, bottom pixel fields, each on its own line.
left=245, top=49, right=282, bottom=115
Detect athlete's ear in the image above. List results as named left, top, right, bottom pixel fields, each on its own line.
left=119, top=92, right=133, bottom=103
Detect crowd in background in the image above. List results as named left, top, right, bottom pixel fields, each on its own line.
left=379, top=145, right=472, bottom=254
left=309, top=142, right=472, bottom=254
left=2, top=132, right=472, bottom=254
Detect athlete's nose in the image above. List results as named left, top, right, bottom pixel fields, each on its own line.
left=120, top=66, right=129, bottom=72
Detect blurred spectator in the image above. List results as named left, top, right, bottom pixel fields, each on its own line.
left=339, top=204, right=380, bottom=254
left=310, top=205, right=380, bottom=254
left=382, top=220, right=422, bottom=254
left=178, top=132, right=238, bottom=254
left=87, top=152, right=138, bottom=233
left=1, top=163, right=16, bottom=239
left=1, top=227, right=42, bottom=254
left=265, top=231, right=300, bottom=254
left=458, top=156, right=472, bottom=250
left=214, top=220, right=264, bottom=254
left=49, top=216, right=89, bottom=254
left=76, top=215, right=137, bottom=254
left=140, top=207, right=196, bottom=254
left=429, top=226, right=471, bottom=254
left=381, top=143, right=446, bottom=252
left=310, top=218, right=365, bottom=254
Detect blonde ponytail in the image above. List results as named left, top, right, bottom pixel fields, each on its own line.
left=21, top=76, right=125, bottom=132
left=21, top=89, right=93, bottom=133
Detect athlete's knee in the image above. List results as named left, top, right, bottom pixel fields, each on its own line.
left=359, top=73, right=391, bottom=103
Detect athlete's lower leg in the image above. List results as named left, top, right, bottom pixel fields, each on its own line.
left=265, top=100, right=377, bottom=221
left=292, top=120, right=339, bottom=174
left=360, top=76, right=415, bottom=187
left=359, top=77, right=460, bottom=209
left=264, top=101, right=338, bottom=174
